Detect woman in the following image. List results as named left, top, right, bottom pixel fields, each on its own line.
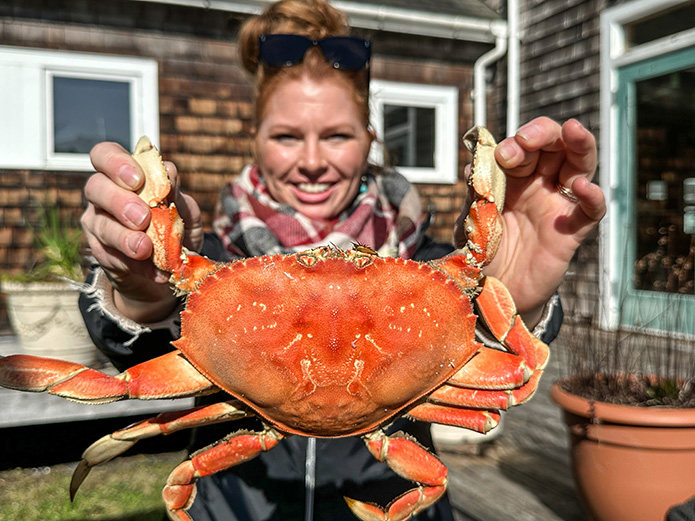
left=79, top=0, right=606, bottom=519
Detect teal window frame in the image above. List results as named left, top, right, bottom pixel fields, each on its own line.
left=615, top=46, right=695, bottom=334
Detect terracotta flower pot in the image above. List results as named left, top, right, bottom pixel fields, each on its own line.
left=551, top=379, right=695, bottom=521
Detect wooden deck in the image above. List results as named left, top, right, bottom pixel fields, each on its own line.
left=435, top=337, right=587, bottom=521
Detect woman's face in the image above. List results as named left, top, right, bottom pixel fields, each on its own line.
left=254, top=75, right=374, bottom=221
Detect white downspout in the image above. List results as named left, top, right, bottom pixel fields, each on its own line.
left=506, top=0, right=520, bottom=136
left=473, top=20, right=507, bottom=127
left=473, top=0, right=520, bottom=135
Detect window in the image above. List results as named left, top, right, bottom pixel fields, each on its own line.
left=625, top=1, right=695, bottom=48
left=369, top=81, right=458, bottom=184
left=52, top=76, right=131, bottom=154
left=600, top=0, right=695, bottom=334
left=0, top=46, right=158, bottom=171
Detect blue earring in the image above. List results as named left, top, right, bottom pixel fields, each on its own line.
left=359, top=175, right=368, bottom=193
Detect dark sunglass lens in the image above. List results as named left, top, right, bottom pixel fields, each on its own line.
left=319, top=38, right=371, bottom=70
left=259, top=34, right=312, bottom=67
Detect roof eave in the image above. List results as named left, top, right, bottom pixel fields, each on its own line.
left=131, top=0, right=507, bottom=43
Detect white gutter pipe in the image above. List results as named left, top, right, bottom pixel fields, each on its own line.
left=472, top=0, right=520, bottom=137
left=506, top=0, right=520, bottom=136
left=473, top=21, right=508, bottom=127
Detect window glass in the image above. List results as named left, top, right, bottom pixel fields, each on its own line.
left=625, top=1, right=695, bottom=47
left=53, top=77, right=131, bottom=154
left=633, top=66, right=695, bottom=295
left=369, top=80, right=458, bottom=184
left=383, top=105, right=435, bottom=168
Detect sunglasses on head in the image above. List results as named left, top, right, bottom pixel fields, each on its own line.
left=258, top=34, right=371, bottom=70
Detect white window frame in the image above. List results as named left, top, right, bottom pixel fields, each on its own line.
left=599, top=0, right=695, bottom=330
left=369, top=80, right=458, bottom=184
left=0, top=46, right=159, bottom=171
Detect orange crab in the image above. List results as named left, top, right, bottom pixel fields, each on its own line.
left=0, top=127, right=548, bottom=521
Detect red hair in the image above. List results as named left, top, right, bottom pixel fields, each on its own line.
left=237, top=0, right=370, bottom=128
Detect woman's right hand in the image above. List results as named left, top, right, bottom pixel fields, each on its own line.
left=81, top=141, right=203, bottom=323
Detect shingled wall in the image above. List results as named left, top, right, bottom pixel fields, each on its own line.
left=0, top=0, right=505, bottom=277
left=0, top=1, right=252, bottom=275
left=0, top=0, right=504, bottom=333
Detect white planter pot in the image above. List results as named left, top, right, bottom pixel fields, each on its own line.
left=1, top=281, right=101, bottom=367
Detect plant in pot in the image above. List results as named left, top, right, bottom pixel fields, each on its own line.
left=551, top=240, right=695, bottom=521
left=1, top=203, right=102, bottom=367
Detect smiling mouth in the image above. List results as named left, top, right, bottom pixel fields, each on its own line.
left=296, top=182, right=332, bottom=193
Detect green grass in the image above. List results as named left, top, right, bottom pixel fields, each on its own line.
left=0, top=451, right=187, bottom=521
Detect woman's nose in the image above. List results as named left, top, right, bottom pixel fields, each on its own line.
left=298, top=139, right=327, bottom=174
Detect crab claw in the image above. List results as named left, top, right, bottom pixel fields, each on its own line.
left=450, top=126, right=506, bottom=269
left=463, top=126, right=506, bottom=213
left=132, top=136, right=218, bottom=294
left=133, top=136, right=171, bottom=208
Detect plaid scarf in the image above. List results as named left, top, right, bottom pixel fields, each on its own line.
left=213, top=164, right=422, bottom=259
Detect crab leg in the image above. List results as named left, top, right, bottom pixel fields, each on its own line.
left=430, top=275, right=548, bottom=416
left=475, top=276, right=550, bottom=372
left=448, top=346, right=531, bottom=389
left=70, top=400, right=253, bottom=499
left=406, top=403, right=501, bottom=433
left=0, top=350, right=217, bottom=403
left=163, top=428, right=284, bottom=521
left=421, top=346, right=541, bottom=412
left=346, top=430, right=448, bottom=521
left=427, top=371, right=543, bottom=411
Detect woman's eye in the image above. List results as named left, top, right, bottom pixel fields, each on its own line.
left=327, top=133, right=350, bottom=142
left=274, top=134, right=298, bottom=142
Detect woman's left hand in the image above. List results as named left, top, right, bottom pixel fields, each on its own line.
left=480, top=117, right=606, bottom=326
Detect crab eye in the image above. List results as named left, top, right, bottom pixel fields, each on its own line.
left=353, top=244, right=378, bottom=256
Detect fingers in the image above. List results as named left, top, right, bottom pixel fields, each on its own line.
left=83, top=173, right=153, bottom=259
left=87, top=141, right=153, bottom=258
left=571, top=176, right=606, bottom=224
left=495, top=117, right=597, bottom=186
left=557, top=119, right=597, bottom=187
left=85, top=172, right=150, bottom=230
left=90, top=141, right=144, bottom=191
left=81, top=202, right=151, bottom=260
left=85, top=140, right=203, bottom=279
left=495, top=117, right=561, bottom=176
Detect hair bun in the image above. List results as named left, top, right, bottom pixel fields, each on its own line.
left=238, top=0, right=350, bottom=75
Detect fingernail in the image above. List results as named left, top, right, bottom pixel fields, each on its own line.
left=127, top=233, right=144, bottom=255
left=517, top=123, right=541, bottom=141
left=124, top=203, right=148, bottom=227
left=497, top=141, right=515, bottom=163
left=120, top=165, right=141, bottom=189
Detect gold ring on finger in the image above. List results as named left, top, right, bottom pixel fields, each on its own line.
left=555, top=182, right=579, bottom=203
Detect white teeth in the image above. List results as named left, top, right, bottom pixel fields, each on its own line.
left=297, top=183, right=331, bottom=193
